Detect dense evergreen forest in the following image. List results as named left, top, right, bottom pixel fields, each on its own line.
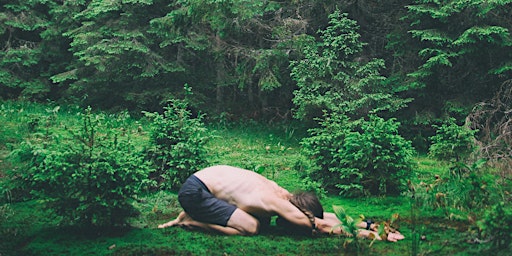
left=1, top=1, right=511, bottom=254
left=1, top=1, right=510, bottom=123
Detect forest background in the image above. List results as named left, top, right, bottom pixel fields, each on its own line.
left=1, top=0, right=511, bottom=255
left=1, top=0, right=511, bottom=126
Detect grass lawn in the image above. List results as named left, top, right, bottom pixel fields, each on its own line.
left=0, top=102, right=493, bottom=255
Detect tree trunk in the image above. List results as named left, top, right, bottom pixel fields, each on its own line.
left=215, top=33, right=224, bottom=112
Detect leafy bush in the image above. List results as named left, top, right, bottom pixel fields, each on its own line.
left=144, top=99, right=209, bottom=190
left=300, top=114, right=351, bottom=193
left=429, top=118, right=477, bottom=162
left=302, top=115, right=415, bottom=196
left=478, top=202, right=512, bottom=251
left=6, top=107, right=150, bottom=227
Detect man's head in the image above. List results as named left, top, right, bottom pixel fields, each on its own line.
left=275, top=191, right=324, bottom=235
left=289, top=191, right=324, bottom=219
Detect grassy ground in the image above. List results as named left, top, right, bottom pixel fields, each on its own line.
left=0, top=101, right=493, bottom=255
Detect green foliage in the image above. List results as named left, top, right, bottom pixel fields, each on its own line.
left=429, top=118, right=477, bottom=162
left=0, top=0, right=509, bottom=137
left=0, top=203, right=13, bottom=230
left=144, top=99, right=209, bottom=190
left=6, top=107, right=150, bottom=227
left=293, top=10, right=415, bottom=196
left=398, top=0, right=512, bottom=119
left=0, top=0, right=52, bottom=99
left=300, top=113, right=351, bottom=193
left=303, top=114, right=415, bottom=196
left=0, top=203, right=15, bottom=254
left=0, top=0, right=302, bottom=112
left=408, top=157, right=512, bottom=255
left=332, top=205, right=367, bottom=250
left=337, top=116, right=415, bottom=196
left=331, top=206, right=401, bottom=250
left=55, top=0, right=181, bottom=108
left=410, top=159, right=493, bottom=219
left=1, top=101, right=508, bottom=255
left=409, top=151, right=512, bottom=256
left=148, top=0, right=295, bottom=116
left=291, top=10, right=410, bottom=120
left=478, top=201, right=512, bottom=251
left=64, top=0, right=170, bottom=77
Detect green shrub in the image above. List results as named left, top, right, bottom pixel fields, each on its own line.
left=478, top=202, right=512, bottom=251
left=300, top=113, right=351, bottom=194
left=6, top=107, right=150, bottom=227
left=429, top=118, right=477, bottom=162
left=303, top=115, right=415, bottom=196
left=144, top=99, right=209, bottom=190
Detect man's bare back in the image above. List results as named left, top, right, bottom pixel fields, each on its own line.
left=194, top=165, right=292, bottom=217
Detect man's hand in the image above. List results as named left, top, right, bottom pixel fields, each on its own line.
left=386, top=232, right=405, bottom=242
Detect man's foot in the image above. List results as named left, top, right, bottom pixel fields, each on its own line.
left=158, top=211, right=189, bottom=228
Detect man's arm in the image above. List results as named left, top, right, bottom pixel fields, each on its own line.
left=316, top=212, right=373, bottom=233
left=271, top=199, right=316, bottom=231
left=315, top=212, right=405, bottom=242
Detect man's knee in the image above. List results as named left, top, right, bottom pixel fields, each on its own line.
left=227, top=209, right=260, bottom=235
left=243, top=217, right=260, bottom=235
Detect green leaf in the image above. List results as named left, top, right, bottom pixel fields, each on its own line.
left=332, top=205, right=347, bottom=221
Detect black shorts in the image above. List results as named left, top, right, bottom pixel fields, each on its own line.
left=178, top=175, right=237, bottom=227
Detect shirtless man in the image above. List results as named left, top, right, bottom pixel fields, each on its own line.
left=158, top=165, right=404, bottom=241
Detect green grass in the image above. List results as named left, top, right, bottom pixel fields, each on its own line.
left=6, top=195, right=479, bottom=256
left=206, top=122, right=305, bottom=189
left=0, top=101, right=498, bottom=255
